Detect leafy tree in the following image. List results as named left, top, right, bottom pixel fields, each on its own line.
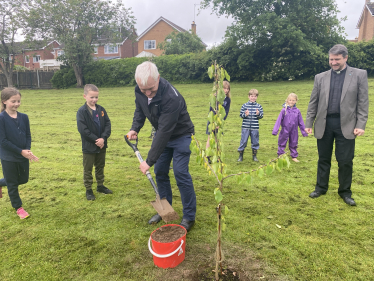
left=158, top=31, right=205, bottom=55
left=25, top=0, right=134, bottom=87
left=201, top=0, right=346, bottom=80
left=0, top=0, right=26, bottom=87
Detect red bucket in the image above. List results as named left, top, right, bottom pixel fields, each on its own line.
left=148, top=224, right=187, bottom=269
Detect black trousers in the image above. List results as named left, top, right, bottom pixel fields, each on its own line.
left=315, top=117, right=355, bottom=198
left=0, top=159, right=29, bottom=210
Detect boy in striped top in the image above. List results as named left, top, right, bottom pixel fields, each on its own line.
left=237, top=89, right=264, bottom=162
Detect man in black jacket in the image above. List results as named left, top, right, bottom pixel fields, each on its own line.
left=127, top=61, right=196, bottom=231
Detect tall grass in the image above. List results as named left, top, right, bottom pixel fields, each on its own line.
left=0, top=79, right=373, bottom=280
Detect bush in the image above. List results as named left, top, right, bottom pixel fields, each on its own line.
left=51, top=67, right=77, bottom=89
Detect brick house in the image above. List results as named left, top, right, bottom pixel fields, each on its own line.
left=9, top=28, right=138, bottom=70
left=355, top=0, right=374, bottom=42
left=92, top=28, right=138, bottom=60
left=10, top=40, right=63, bottom=70
left=136, top=17, right=206, bottom=57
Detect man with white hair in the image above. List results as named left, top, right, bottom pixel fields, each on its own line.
left=126, top=61, right=196, bottom=231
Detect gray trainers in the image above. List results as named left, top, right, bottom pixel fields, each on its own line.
left=86, top=189, right=96, bottom=201
left=97, top=185, right=113, bottom=194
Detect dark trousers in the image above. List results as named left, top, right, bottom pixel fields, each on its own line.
left=154, top=135, right=196, bottom=221
left=83, top=149, right=106, bottom=190
left=315, top=117, right=355, bottom=198
left=0, top=160, right=29, bottom=210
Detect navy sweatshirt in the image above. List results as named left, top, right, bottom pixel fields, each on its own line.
left=0, top=111, right=31, bottom=162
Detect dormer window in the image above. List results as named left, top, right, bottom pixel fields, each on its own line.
left=104, top=44, right=118, bottom=54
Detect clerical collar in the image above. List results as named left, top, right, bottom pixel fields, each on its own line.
left=333, top=65, right=347, bottom=75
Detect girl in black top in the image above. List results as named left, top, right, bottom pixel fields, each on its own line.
left=0, top=88, right=38, bottom=219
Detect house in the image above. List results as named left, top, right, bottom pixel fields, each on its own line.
left=136, top=17, right=206, bottom=57
left=355, top=0, right=374, bottom=42
left=91, top=28, right=138, bottom=60
left=9, top=28, right=138, bottom=70
left=10, top=40, right=64, bottom=70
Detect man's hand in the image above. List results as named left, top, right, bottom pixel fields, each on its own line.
left=139, top=161, right=150, bottom=175
left=354, top=128, right=365, bottom=136
left=95, top=138, right=104, bottom=149
left=21, top=150, right=39, bottom=162
left=305, top=128, right=313, bottom=134
left=256, top=109, right=259, bottom=115
left=126, top=130, right=138, bottom=140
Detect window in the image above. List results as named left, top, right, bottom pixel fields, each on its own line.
left=93, top=46, right=98, bottom=54
left=25, top=56, right=29, bottom=63
left=104, top=44, right=118, bottom=54
left=144, top=40, right=156, bottom=50
left=33, top=55, right=41, bottom=63
left=57, top=50, right=64, bottom=57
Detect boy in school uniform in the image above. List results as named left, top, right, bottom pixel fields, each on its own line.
left=76, top=84, right=112, bottom=200
left=237, top=89, right=264, bottom=162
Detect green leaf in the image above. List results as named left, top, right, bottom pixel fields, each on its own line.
left=208, top=111, right=213, bottom=123
left=246, top=175, right=252, bottom=184
left=266, top=165, right=273, bottom=175
left=224, top=70, right=230, bottom=81
left=222, top=222, right=226, bottom=231
left=285, top=156, right=291, bottom=168
left=208, top=65, right=214, bottom=79
left=196, top=155, right=200, bottom=164
left=277, top=159, right=283, bottom=169
left=218, top=173, right=223, bottom=181
left=236, top=174, right=241, bottom=184
left=212, top=156, right=218, bottom=163
left=257, top=168, right=264, bottom=178
left=214, top=188, right=223, bottom=203
left=220, top=152, right=225, bottom=162
left=225, top=205, right=229, bottom=214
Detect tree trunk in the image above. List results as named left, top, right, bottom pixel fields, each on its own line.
left=5, top=73, right=13, bottom=88
left=72, top=64, right=84, bottom=88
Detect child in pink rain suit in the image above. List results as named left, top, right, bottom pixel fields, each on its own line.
left=272, top=93, right=308, bottom=162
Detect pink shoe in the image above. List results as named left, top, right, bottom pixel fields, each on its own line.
left=16, top=207, right=30, bottom=219
left=0, top=186, right=2, bottom=198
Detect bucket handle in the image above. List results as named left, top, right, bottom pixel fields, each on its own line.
left=148, top=237, right=184, bottom=258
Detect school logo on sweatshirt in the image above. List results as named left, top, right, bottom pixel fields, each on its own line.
left=101, top=111, right=104, bottom=117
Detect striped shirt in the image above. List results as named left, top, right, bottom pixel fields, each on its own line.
left=239, top=101, right=264, bottom=130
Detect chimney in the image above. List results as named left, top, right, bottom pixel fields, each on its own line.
left=191, top=21, right=196, bottom=35
left=366, top=0, right=371, bottom=4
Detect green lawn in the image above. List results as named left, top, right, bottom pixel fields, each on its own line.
left=0, top=79, right=373, bottom=281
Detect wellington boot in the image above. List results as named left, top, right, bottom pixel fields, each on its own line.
left=252, top=149, right=259, bottom=162
left=237, top=151, right=243, bottom=162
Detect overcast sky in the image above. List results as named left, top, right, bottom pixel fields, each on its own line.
left=125, top=0, right=364, bottom=48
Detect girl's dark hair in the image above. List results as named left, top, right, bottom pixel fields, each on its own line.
left=1, top=87, right=21, bottom=112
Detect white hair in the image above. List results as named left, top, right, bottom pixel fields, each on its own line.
left=135, top=61, right=159, bottom=86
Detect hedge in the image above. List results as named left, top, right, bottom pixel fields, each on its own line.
left=51, top=39, right=374, bottom=88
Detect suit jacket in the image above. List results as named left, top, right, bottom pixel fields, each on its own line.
left=305, top=66, right=369, bottom=139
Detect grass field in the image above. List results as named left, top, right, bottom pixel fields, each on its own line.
left=0, top=79, right=373, bottom=281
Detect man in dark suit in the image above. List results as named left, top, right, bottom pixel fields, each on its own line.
left=305, top=44, right=369, bottom=206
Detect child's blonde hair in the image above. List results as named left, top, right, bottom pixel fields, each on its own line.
left=285, top=93, right=298, bottom=106
left=248, top=89, right=259, bottom=97
left=1, top=87, right=21, bottom=112
left=223, top=81, right=231, bottom=99
left=84, top=84, right=99, bottom=95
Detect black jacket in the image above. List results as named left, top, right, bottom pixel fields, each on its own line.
left=77, top=103, right=111, bottom=153
left=130, top=77, right=194, bottom=166
left=0, top=111, right=31, bottom=162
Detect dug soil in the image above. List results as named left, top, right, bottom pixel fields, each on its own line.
left=151, top=225, right=186, bottom=243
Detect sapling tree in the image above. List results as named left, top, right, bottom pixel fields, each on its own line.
left=190, top=61, right=291, bottom=280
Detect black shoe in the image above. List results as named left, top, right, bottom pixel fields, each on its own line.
left=237, top=151, right=243, bottom=162
left=97, top=185, right=113, bottom=194
left=180, top=218, right=195, bottom=232
left=86, top=189, right=96, bottom=201
left=343, top=197, right=356, bottom=206
left=309, top=191, right=325, bottom=198
left=148, top=214, right=162, bottom=225
left=252, top=149, right=259, bottom=162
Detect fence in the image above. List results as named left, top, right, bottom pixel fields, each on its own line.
left=0, top=70, right=56, bottom=89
